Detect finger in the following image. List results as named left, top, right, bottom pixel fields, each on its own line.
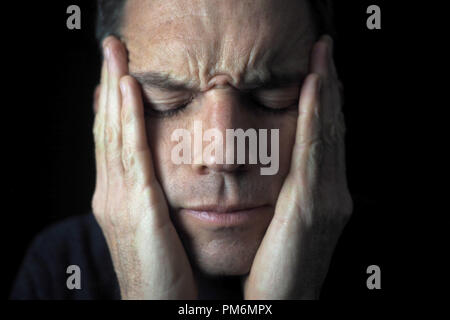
left=321, top=35, right=338, bottom=81
left=310, top=36, right=330, bottom=80
left=93, top=58, right=108, bottom=149
left=335, top=110, right=349, bottom=186
left=104, top=36, right=129, bottom=179
left=290, top=73, right=322, bottom=184
left=120, top=76, right=171, bottom=225
left=317, top=37, right=350, bottom=208
left=311, top=35, right=343, bottom=137
left=120, top=76, right=158, bottom=189
left=322, top=35, right=344, bottom=114
left=321, top=36, right=346, bottom=161
left=311, top=36, right=347, bottom=186
left=92, top=57, right=109, bottom=211
left=273, top=74, right=322, bottom=225
left=322, top=35, right=344, bottom=101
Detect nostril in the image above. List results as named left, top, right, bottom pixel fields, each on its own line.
left=197, top=162, right=246, bottom=175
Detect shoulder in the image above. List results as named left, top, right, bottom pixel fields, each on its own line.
left=33, top=214, right=105, bottom=257
left=10, top=214, right=120, bottom=300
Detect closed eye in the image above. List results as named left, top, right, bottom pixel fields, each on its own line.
left=246, top=85, right=300, bottom=113
left=141, top=85, right=301, bottom=117
left=143, top=99, right=193, bottom=118
left=142, top=89, right=194, bottom=118
left=143, top=101, right=190, bottom=118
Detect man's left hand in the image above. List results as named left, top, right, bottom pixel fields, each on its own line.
left=242, top=35, right=353, bottom=299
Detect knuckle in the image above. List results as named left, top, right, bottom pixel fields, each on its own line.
left=93, top=118, right=103, bottom=142
left=107, top=209, right=122, bottom=229
left=313, top=103, right=321, bottom=122
left=124, top=175, right=138, bottom=193
left=94, top=144, right=105, bottom=156
left=125, top=170, right=149, bottom=196
left=307, top=139, right=324, bottom=165
left=121, top=103, right=133, bottom=127
left=106, top=124, right=120, bottom=145
left=310, top=139, right=324, bottom=155
left=93, top=134, right=103, bottom=151
left=295, top=135, right=323, bottom=156
left=323, top=111, right=346, bottom=146
left=104, top=197, right=126, bottom=229
left=324, top=122, right=338, bottom=145
left=121, top=145, right=136, bottom=173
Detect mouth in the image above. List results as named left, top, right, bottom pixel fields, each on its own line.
left=179, top=204, right=272, bottom=227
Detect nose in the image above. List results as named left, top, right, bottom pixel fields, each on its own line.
left=191, top=87, right=249, bottom=175
left=198, top=158, right=244, bottom=174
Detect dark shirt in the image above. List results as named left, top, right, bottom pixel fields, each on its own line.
left=10, top=214, right=121, bottom=300
left=10, top=195, right=375, bottom=300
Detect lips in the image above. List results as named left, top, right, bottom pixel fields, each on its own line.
left=179, top=204, right=271, bottom=226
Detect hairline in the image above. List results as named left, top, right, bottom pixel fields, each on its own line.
left=96, top=0, right=335, bottom=51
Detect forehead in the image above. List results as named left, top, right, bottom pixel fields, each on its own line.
left=121, top=0, right=316, bottom=88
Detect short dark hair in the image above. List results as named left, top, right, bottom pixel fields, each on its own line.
left=96, top=0, right=127, bottom=47
left=96, top=0, right=335, bottom=50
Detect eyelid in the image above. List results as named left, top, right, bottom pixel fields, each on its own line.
left=144, top=103, right=189, bottom=118
left=143, top=88, right=192, bottom=100
left=142, top=89, right=194, bottom=110
left=251, top=85, right=300, bottom=108
left=255, top=85, right=300, bottom=96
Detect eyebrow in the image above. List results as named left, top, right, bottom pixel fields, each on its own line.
left=131, top=71, right=306, bottom=92
left=131, top=72, right=198, bottom=91
left=241, top=72, right=307, bottom=91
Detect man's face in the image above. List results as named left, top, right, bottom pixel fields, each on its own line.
left=121, top=0, right=317, bottom=276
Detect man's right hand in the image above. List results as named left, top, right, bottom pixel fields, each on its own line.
left=91, top=36, right=197, bottom=299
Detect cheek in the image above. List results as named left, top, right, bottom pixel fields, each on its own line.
left=143, top=113, right=298, bottom=208
left=146, top=118, right=168, bottom=159
left=144, top=116, right=199, bottom=208
left=144, top=118, right=181, bottom=186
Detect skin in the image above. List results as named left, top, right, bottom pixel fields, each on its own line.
left=92, top=0, right=353, bottom=299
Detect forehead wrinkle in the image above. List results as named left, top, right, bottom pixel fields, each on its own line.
left=123, top=0, right=315, bottom=91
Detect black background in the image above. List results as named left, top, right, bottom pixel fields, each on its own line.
left=4, top=0, right=412, bottom=300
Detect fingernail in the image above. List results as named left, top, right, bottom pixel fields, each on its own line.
left=120, top=79, right=128, bottom=97
left=102, top=37, right=111, bottom=57
left=104, top=45, right=111, bottom=61
left=102, top=36, right=111, bottom=48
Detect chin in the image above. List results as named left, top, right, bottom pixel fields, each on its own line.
left=171, top=204, right=274, bottom=276
left=192, top=244, right=260, bottom=276
left=179, top=228, right=267, bottom=277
